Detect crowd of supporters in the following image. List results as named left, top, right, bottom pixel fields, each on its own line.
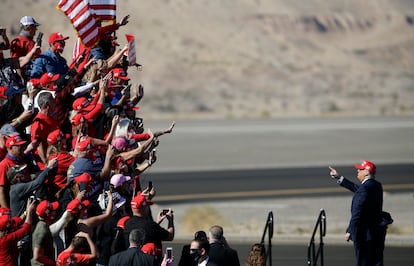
left=0, top=14, right=180, bottom=266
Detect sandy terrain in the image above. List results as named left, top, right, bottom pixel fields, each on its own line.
left=1, top=0, right=414, bottom=120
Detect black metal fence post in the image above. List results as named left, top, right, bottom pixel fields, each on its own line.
left=307, top=209, right=326, bottom=266
left=260, top=211, right=274, bottom=266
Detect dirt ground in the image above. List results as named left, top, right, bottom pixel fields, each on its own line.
left=2, top=0, right=414, bottom=120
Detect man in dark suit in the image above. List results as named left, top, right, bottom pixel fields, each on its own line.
left=108, top=228, right=154, bottom=266
left=208, top=225, right=240, bottom=266
left=329, top=160, right=386, bottom=266
left=178, top=230, right=207, bottom=266
left=190, top=238, right=218, bottom=266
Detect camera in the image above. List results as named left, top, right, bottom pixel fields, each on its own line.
left=162, top=209, right=169, bottom=215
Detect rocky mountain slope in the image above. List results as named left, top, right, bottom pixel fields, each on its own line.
left=2, top=0, right=414, bottom=120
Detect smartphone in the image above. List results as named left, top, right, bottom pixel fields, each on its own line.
left=36, top=32, right=43, bottom=47
left=80, top=181, right=86, bottom=192
left=166, top=247, right=173, bottom=259
left=162, top=209, right=169, bottom=215
left=17, top=164, right=27, bottom=173
left=29, top=195, right=36, bottom=202
left=148, top=181, right=153, bottom=190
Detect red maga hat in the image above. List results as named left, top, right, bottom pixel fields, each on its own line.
left=36, top=200, right=59, bottom=218
left=47, top=129, right=70, bottom=145
left=72, top=97, right=95, bottom=112
left=131, top=193, right=153, bottom=209
left=5, top=135, right=26, bottom=148
left=354, top=160, right=376, bottom=174
left=48, top=32, right=69, bottom=45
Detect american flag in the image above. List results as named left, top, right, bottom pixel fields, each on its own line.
left=57, top=0, right=100, bottom=48
left=89, top=0, right=116, bottom=22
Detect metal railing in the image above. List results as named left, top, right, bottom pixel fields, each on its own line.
left=260, top=211, right=274, bottom=266
left=307, top=209, right=326, bottom=266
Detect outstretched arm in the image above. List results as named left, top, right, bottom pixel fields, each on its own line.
left=329, top=166, right=359, bottom=192
left=119, top=129, right=154, bottom=161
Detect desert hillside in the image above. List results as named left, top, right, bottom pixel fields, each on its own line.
left=2, top=0, right=414, bottom=120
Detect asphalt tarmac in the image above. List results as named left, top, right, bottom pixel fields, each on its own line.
left=142, top=116, right=414, bottom=265
left=165, top=241, right=414, bottom=266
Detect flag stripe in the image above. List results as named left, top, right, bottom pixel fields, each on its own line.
left=57, top=0, right=99, bottom=47
left=89, top=0, right=116, bottom=21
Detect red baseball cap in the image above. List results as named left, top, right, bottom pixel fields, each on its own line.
left=72, top=97, right=95, bottom=112
left=354, top=160, right=376, bottom=174
left=74, top=173, right=93, bottom=186
left=47, top=129, right=70, bottom=145
left=48, top=32, right=69, bottom=45
left=39, top=73, right=60, bottom=90
left=131, top=193, right=153, bottom=209
left=141, top=242, right=157, bottom=256
left=66, top=198, right=83, bottom=216
left=116, top=216, right=130, bottom=229
left=111, top=68, right=130, bottom=80
left=77, top=138, right=92, bottom=152
left=36, top=200, right=59, bottom=218
left=71, top=114, right=86, bottom=126
left=57, top=252, right=76, bottom=265
left=5, top=135, right=26, bottom=148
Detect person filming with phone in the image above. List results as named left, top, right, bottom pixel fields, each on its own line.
left=119, top=192, right=174, bottom=265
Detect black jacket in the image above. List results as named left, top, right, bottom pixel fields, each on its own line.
left=208, top=242, right=240, bottom=266
left=108, top=247, right=154, bottom=266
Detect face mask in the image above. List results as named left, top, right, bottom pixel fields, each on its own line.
left=53, top=42, right=65, bottom=54
left=190, top=250, right=201, bottom=262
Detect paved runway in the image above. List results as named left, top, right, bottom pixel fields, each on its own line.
left=142, top=116, right=414, bottom=265
left=144, top=116, right=414, bottom=173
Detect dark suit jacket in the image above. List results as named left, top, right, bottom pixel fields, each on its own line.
left=206, top=258, right=219, bottom=266
left=209, top=242, right=240, bottom=266
left=178, top=244, right=196, bottom=266
left=108, top=247, right=154, bottom=266
left=340, top=177, right=384, bottom=245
